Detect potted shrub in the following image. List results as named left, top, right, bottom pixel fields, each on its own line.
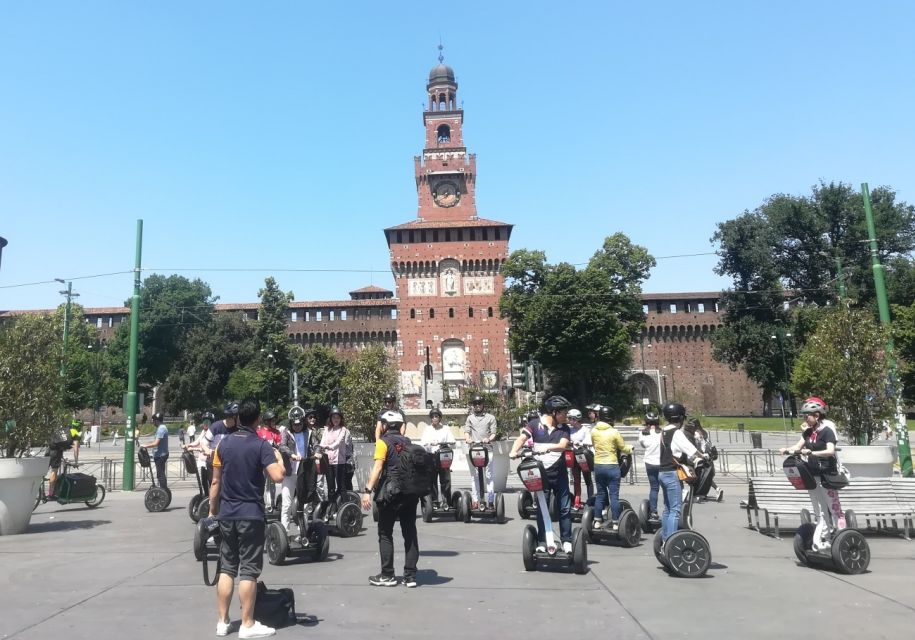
left=0, top=315, right=66, bottom=535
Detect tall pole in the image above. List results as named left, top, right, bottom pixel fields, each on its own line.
left=862, top=183, right=912, bottom=475
left=123, top=220, right=143, bottom=490
left=835, top=254, right=847, bottom=301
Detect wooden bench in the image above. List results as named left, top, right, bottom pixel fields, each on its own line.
left=740, top=477, right=810, bottom=539
left=741, top=476, right=915, bottom=540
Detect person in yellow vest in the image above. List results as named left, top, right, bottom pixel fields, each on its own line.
left=589, top=406, right=632, bottom=530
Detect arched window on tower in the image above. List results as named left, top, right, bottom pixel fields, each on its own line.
left=437, top=124, right=451, bottom=144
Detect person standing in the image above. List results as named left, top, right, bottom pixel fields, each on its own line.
left=208, top=397, right=285, bottom=638
left=463, top=395, right=497, bottom=510
left=256, top=411, right=282, bottom=511
left=658, top=402, right=705, bottom=548
left=319, top=407, right=352, bottom=505
left=567, top=408, right=593, bottom=507
left=420, top=408, right=457, bottom=509
left=361, top=409, right=419, bottom=587
left=278, top=415, right=307, bottom=535
left=186, top=417, right=197, bottom=444
left=140, top=412, right=170, bottom=490
left=374, top=392, right=399, bottom=441
left=639, top=411, right=663, bottom=519
left=590, top=407, right=633, bottom=530
left=185, top=413, right=214, bottom=489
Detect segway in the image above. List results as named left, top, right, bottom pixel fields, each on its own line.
left=421, top=443, right=462, bottom=522
left=785, top=454, right=869, bottom=575
left=309, top=446, right=364, bottom=538
left=457, top=442, right=506, bottom=524
left=580, top=454, right=640, bottom=547
left=638, top=498, right=662, bottom=534
left=184, top=450, right=208, bottom=523
left=653, top=458, right=714, bottom=578
left=138, top=446, right=171, bottom=512
left=516, top=449, right=588, bottom=574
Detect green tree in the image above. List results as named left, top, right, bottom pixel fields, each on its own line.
left=160, top=313, right=255, bottom=412
left=254, top=277, right=295, bottom=409
left=711, top=182, right=915, bottom=405
left=792, top=306, right=893, bottom=444
left=296, top=345, right=346, bottom=412
left=51, top=303, right=102, bottom=411
left=499, top=233, right=654, bottom=412
left=107, top=274, right=216, bottom=393
left=0, top=315, right=66, bottom=456
left=892, top=301, right=915, bottom=404
left=339, top=344, right=398, bottom=440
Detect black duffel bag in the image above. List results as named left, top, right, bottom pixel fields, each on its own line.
left=58, top=473, right=98, bottom=500
left=254, top=582, right=296, bottom=629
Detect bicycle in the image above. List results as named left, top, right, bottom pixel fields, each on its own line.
left=34, top=458, right=106, bottom=510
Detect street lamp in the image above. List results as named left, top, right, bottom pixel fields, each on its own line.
left=0, top=236, right=7, bottom=269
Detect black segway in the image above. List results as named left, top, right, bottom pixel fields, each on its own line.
left=785, top=454, right=869, bottom=575
left=138, top=446, right=172, bottom=512
left=516, top=449, right=587, bottom=574
left=457, top=443, right=506, bottom=524
left=580, top=454, right=640, bottom=547
left=652, top=458, right=713, bottom=578
left=184, top=450, right=209, bottom=523
left=310, top=446, right=364, bottom=538
left=421, top=443, right=462, bottom=522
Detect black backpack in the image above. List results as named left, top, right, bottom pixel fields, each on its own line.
left=380, top=433, right=434, bottom=501
left=254, top=582, right=296, bottom=629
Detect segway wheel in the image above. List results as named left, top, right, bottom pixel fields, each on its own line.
left=145, top=487, right=169, bottom=513
left=312, top=522, right=330, bottom=561
left=495, top=493, right=506, bottom=524
left=265, top=522, right=288, bottom=566
left=800, top=508, right=812, bottom=525
left=422, top=495, right=434, bottom=523
left=580, top=506, right=594, bottom=543
left=653, top=531, right=666, bottom=566
left=522, top=525, right=537, bottom=571
left=461, top=491, right=472, bottom=523
left=188, top=494, right=203, bottom=523
left=336, top=501, right=363, bottom=538
left=619, top=509, right=641, bottom=548
left=193, top=519, right=207, bottom=561
left=794, top=523, right=814, bottom=566
left=450, top=491, right=462, bottom=520
left=518, top=490, right=533, bottom=520
left=831, top=528, right=870, bottom=575
left=664, top=531, right=711, bottom=578
left=197, top=497, right=210, bottom=521
left=638, top=499, right=652, bottom=534
left=619, top=499, right=632, bottom=514
left=164, top=487, right=173, bottom=509
left=844, top=509, right=859, bottom=530
left=572, top=527, right=588, bottom=575
left=85, top=484, right=106, bottom=508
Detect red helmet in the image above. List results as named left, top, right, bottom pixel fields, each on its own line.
left=800, top=397, right=828, bottom=417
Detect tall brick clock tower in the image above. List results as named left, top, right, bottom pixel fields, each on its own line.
left=384, top=49, right=513, bottom=409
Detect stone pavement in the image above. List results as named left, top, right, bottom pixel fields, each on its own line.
left=3, top=481, right=915, bottom=640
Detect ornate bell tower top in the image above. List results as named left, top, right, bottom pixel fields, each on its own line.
left=415, top=45, right=477, bottom=222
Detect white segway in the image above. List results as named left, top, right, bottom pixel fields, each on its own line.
left=516, top=449, right=587, bottom=574
left=652, top=458, right=714, bottom=578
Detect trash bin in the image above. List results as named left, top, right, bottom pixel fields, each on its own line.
left=750, top=431, right=763, bottom=449
left=737, top=423, right=745, bottom=432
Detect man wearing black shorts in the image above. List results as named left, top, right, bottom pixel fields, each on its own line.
left=209, top=397, right=285, bottom=639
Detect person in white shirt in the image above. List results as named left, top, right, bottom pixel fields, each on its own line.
left=420, top=409, right=457, bottom=509
left=639, top=411, right=662, bottom=519
left=567, top=408, right=593, bottom=508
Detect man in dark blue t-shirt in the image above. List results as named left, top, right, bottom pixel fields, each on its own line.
left=509, top=396, right=573, bottom=553
left=209, top=397, right=285, bottom=638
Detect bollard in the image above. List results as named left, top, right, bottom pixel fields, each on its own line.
left=750, top=431, right=763, bottom=449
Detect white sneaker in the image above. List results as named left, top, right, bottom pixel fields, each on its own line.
left=562, top=541, right=573, bottom=553
left=239, top=621, right=276, bottom=639
left=592, top=519, right=603, bottom=530
left=535, top=544, right=546, bottom=553
left=216, top=619, right=230, bottom=637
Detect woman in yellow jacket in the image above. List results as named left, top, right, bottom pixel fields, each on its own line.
left=590, top=406, right=633, bottom=529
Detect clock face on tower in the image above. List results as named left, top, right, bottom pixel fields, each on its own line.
left=432, top=181, right=460, bottom=208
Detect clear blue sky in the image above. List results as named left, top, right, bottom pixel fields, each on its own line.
left=2, top=1, right=913, bottom=310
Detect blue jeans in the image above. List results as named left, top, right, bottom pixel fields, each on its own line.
left=659, top=470, right=682, bottom=542
left=593, top=463, right=621, bottom=522
left=535, top=466, right=572, bottom=544
left=645, top=464, right=660, bottom=514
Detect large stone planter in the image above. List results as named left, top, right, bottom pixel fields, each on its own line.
left=840, top=445, right=895, bottom=478
left=0, top=457, right=47, bottom=535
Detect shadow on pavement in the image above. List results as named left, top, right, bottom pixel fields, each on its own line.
left=419, top=550, right=459, bottom=557
left=27, top=519, right=111, bottom=534
left=416, top=569, right=453, bottom=585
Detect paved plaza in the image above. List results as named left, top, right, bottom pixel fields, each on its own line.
left=3, top=471, right=915, bottom=640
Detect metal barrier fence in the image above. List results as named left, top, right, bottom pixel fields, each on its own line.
left=72, top=457, right=199, bottom=491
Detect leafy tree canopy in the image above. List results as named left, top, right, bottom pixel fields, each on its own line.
left=500, top=233, right=654, bottom=412
left=339, top=344, right=398, bottom=440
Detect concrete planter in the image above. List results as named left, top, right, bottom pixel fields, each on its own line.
left=0, top=457, right=47, bottom=535
left=840, top=445, right=895, bottom=478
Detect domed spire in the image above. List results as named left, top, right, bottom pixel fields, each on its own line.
left=428, top=43, right=455, bottom=85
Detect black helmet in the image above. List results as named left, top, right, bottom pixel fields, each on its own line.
left=383, top=392, right=396, bottom=403
left=645, top=411, right=660, bottom=426
left=471, top=395, right=485, bottom=407
left=224, top=402, right=240, bottom=416
left=303, top=407, right=317, bottom=418
left=152, top=412, right=164, bottom=422
left=202, top=411, right=215, bottom=422
left=329, top=406, right=343, bottom=419
left=526, top=410, right=539, bottom=421
left=543, top=395, right=572, bottom=413
left=262, top=410, right=276, bottom=422
left=662, top=402, right=686, bottom=422
left=598, top=406, right=612, bottom=421
left=429, top=408, right=443, bottom=419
